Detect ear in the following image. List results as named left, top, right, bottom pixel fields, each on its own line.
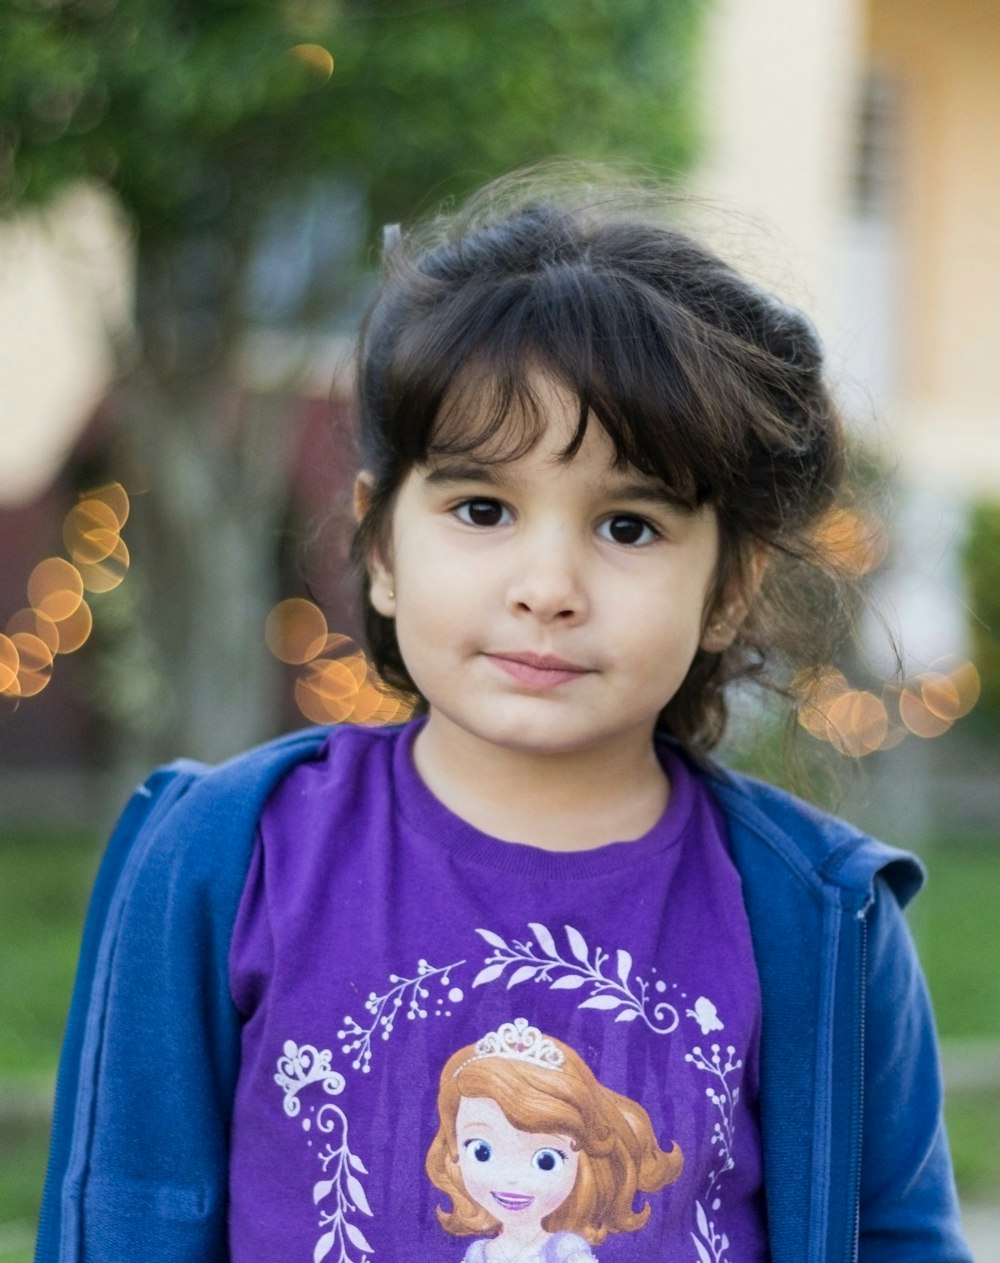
left=353, top=472, right=396, bottom=618
left=700, top=547, right=768, bottom=653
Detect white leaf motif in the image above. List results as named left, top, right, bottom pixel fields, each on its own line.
left=550, top=974, right=586, bottom=990
left=564, top=925, right=590, bottom=963
left=528, top=922, right=558, bottom=958
left=696, top=1200, right=710, bottom=1239
left=615, top=949, right=632, bottom=985
left=347, top=1173, right=372, bottom=1216
left=472, top=964, right=507, bottom=988
left=349, top=1152, right=369, bottom=1175
left=615, top=1008, right=640, bottom=1022
left=692, top=1234, right=712, bottom=1263
left=476, top=929, right=508, bottom=949
left=313, top=1230, right=336, bottom=1263
left=507, top=965, right=537, bottom=988
left=578, top=995, right=623, bottom=1011
left=345, top=1221, right=375, bottom=1253
left=312, top=1179, right=334, bottom=1204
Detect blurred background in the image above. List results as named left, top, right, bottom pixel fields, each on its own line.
left=1, top=0, right=998, bottom=1258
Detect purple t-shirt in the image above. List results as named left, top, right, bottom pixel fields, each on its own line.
left=229, top=721, right=767, bottom=1262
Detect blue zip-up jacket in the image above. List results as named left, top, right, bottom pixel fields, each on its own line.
left=35, top=728, right=971, bottom=1263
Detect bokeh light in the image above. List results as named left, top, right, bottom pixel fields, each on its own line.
left=825, top=689, right=889, bottom=757
left=0, top=635, right=19, bottom=694
left=6, top=607, right=59, bottom=655
left=265, top=597, right=329, bottom=665
left=53, top=600, right=93, bottom=654
left=77, top=536, right=129, bottom=593
left=899, top=683, right=953, bottom=739
left=813, top=507, right=888, bottom=577
left=7, top=631, right=54, bottom=697
left=795, top=667, right=849, bottom=742
left=86, top=481, right=130, bottom=527
left=265, top=596, right=413, bottom=727
left=63, top=498, right=122, bottom=565
left=796, top=656, right=981, bottom=755
left=1, top=482, right=130, bottom=712
left=27, top=556, right=84, bottom=621
left=290, top=43, right=335, bottom=79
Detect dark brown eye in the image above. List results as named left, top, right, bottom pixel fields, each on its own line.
left=455, top=499, right=509, bottom=527
left=600, top=515, right=655, bottom=546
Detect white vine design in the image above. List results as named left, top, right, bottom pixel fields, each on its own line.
left=312, top=1105, right=374, bottom=1263
left=473, top=922, right=680, bottom=1035
left=691, top=1200, right=730, bottom=1263
left=685, top=1042, right=742, bottom=1263
left=337, top=956, right=465, bottom=1073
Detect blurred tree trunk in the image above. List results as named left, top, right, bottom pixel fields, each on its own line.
left=113, top=247, right=296, bottom=766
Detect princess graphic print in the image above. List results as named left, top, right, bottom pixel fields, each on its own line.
left=227, top=722, right=769, bottom=1262
left=426, top=1018, right=683, bottom=1261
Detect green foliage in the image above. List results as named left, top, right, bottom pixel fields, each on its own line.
left=1, top=0, right=701, bottom=242
left=961, top=501, right=1000, bottom=718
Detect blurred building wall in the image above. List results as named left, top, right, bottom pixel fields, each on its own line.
left=692, top=0, right=1000, bottom=496
left=867, top=0, right=1000, bottom=491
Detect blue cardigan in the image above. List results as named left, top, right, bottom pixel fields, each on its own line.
left=35, top=728, right=971, bottom=1263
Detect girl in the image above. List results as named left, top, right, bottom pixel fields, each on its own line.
left=36, top=170, right=970, bottom=1263
left=426, top=1018, right=684, bottom=1260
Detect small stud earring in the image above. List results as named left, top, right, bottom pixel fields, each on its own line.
left=387, top=588, right=395, bottom=601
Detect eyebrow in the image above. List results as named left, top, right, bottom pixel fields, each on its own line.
left=422, top=461, right=511, bottom=489
left=422, top=459, right=698, bottom=514
left=602, top=478, right=700, bottom=515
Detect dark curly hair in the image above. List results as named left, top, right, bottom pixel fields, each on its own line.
left=351, top=167, right=850, bottom=754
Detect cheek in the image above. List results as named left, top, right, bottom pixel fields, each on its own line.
left=535, top=1157, right=578, bottom=1210
left=459, top=1155, right=491, bottom=1203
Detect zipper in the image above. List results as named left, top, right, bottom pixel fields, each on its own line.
left=849, top=902, right=870, bottom=1263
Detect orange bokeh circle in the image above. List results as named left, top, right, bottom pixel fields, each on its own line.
left=265, top=599, right=329, bottom=665
left=63, top=499, right=122, bottom=566
left=27, top=557, right=84, bottom=621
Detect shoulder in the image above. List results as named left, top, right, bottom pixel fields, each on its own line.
left=693, top=759, right=924, bottom=911
left=546, top=1233, right=598, bottom=1262
left=87, top=726, right=343, bottom=953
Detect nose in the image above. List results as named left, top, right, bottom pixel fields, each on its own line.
left=505, top=528, right=588, bottom=624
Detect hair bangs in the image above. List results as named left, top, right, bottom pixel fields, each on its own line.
left=389, top=263, right=733, bottom=510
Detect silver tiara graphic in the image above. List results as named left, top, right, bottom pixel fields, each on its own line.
left=457, top=1017, right=565, bottom=1075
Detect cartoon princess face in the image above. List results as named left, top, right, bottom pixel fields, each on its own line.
left=426, top=1018, right=683, bottom=1258
left=456, top=1095, right=581, bottom=1232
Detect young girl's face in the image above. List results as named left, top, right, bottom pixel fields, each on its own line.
left=455, top=1095, right=579, bottom=1230
left=365, top=373, right=728, bottom=765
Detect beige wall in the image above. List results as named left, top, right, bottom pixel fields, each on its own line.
left=867, top=0, right=1000, bottom=489
left=692, top=0, right=865, bottom=329
left=694, top=0, right=1000, bottom=492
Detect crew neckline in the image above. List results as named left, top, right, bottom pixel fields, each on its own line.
left=383, top=718, right=698, bottom=879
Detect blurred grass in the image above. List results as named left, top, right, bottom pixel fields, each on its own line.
left=915, top=837, right=1000, bottom=1205
left=0, top=824, right=99, bottom=1263
left=0, top=825, right=99, bottom=1081
left=0, top=822, right=997, bottom=1258
left=914, top=840, right=1000, bottom=1038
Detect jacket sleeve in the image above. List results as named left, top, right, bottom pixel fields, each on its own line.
left=859, top=876, right=971, bottom=1263
left=34, top=763, right=248, bottom=1263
